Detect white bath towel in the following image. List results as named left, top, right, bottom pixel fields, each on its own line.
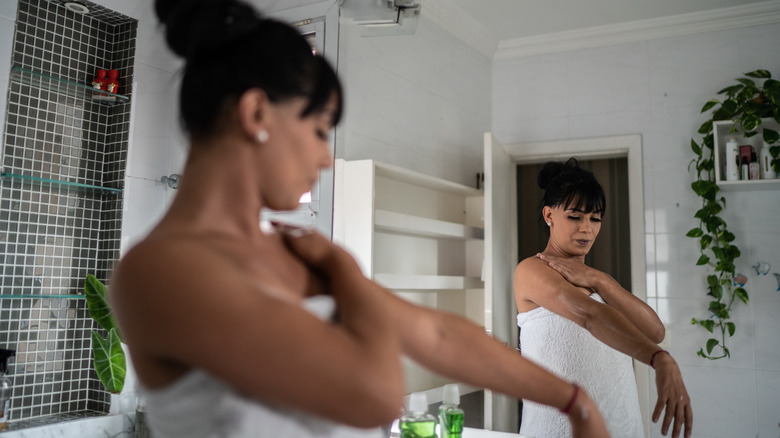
left=516, top=293, right=644, bottom=438
left=141, top=295, right=384, bottom=438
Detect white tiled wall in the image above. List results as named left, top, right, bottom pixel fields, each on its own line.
left=336, top=14, right=491, bottom=187
left=493, top=23, right=780, bottom=438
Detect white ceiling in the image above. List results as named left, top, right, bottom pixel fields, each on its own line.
left=448, top=0, right=772, bottom=41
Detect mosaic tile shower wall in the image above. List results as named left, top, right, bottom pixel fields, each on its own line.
left=0, top=0, right=136, bottom=427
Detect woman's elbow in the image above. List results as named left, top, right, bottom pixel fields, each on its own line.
left=651, top=324, right=666, bottom=345
left=348, top=367, right=405, bottom=427
left=349, top=386, right=403, bottom=428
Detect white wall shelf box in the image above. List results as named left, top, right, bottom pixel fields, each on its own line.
left=713, top=118, right=780, bottom=191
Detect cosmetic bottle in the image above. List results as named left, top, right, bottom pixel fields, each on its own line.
left=0, top=349, right=15, bottom=431
left=106, top=69, right=120, bottom=93
left=760, top=142, right=777, bottom=179
left=740, top=156, right=749, bottom=180
left=91, top=69, right=107, bottom=90
left=400, top=392, right=437, bottom=438
left=439, top=384, right=464, bottom=438
left=749, top=151, right=760, bottom=180
left=725, top=137, right=740, bottom=181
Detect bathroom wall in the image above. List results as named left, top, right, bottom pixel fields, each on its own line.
left=336, top=13, right=491, bottom=188
left=493, top=23, right=780, bottom=438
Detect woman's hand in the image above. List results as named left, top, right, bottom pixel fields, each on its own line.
left=536, top=252, right=600, bottom=289
left=652, top=353, right=693, bottom=438
left=568, top=388, right=611, bottom=438
left=274, top=223, right=337, bottom=269
left=273, top=222, right=361, bottom=297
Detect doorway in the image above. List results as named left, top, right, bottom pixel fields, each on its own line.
left=487, top=133, right=649, bottom=435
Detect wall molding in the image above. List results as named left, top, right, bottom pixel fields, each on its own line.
left=423, top=1, right=780, bottom=61
left=493, top=1, right=780, bottom=60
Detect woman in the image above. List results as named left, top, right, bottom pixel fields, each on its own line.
left=110, top=1, right=611, bottom=437
left=514, top=158, right=693, bottom=438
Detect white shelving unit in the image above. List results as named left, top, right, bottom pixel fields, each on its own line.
left=713, top=117, right=780, bottom=191
left=333, top=159, right=486, bottom=393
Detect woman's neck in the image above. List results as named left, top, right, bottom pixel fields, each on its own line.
left=541, top=243, right=587, bottom=264
left=158, top=136, right=266, bottom=240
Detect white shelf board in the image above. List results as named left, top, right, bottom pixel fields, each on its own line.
left=374, top=209, right=484, bottom=240
left=715, top=178, right=780, bottom=191
left=373, top=160, right=483, bottom=197
left=373, top=273, right=484, bottom=290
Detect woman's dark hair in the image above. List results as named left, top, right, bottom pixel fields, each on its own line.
left=155, top=0, right=343, bottom=139
left=537, top=158, right=606, bottom=227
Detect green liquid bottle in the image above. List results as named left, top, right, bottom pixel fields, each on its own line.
left=400, top=392, right=437, bottom=438
left=438, top=384, right=464, bottom=438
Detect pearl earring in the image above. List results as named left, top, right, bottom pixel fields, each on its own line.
left=547, top=222, right=552, bottom=226
left=257, top=130, right=269, bottom=143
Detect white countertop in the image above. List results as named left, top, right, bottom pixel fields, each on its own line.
left=463, top=426, right=533, bottom=437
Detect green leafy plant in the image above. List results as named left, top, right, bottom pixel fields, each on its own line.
left=688, top=69, right=780, bottom=359
left=84, top=274, right=126, bottom=393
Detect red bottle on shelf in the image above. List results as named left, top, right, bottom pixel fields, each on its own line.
left=91, top=69, right=107, bottom=90
left=106, top=69, right=120, bottom=93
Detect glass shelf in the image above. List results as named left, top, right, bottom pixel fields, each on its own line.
left=0, top=294, right=84, bottom=300
left=10, top=66, right=129, bottom=106
left=1, top=172, right=122, bottom=194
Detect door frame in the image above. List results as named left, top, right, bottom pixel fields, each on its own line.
left=500, top=134, right=650, bottom=436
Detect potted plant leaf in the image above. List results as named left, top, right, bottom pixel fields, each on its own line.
left=84, top=275, right=151, bottom=437
left=84, top=274, right=126, bottom=394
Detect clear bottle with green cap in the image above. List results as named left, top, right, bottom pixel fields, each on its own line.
left=400, top=392, right=437, bottom=438
left=438, top=384, right=464, bottom=438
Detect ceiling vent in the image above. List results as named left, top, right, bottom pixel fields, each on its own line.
left=340, top=0, right=421, bottom=36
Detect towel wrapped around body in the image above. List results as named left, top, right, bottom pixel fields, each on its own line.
left=141, top=295, right=384, bottom=438
left=516, top=293, right=644, bottom=438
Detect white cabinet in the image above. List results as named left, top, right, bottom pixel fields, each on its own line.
left=333, top=159, right=486, bottom=392
left=713, top=117, right=780, bottom=191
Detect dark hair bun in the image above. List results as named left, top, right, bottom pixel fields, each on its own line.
left=537, top=158, right=580, bottom=190
left=155, top=0, right=259, bottom=59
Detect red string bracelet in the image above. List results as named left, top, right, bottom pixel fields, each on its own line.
left=560, top=384, right=579, bottom=415
left=650, top=349, right=670, bottom=369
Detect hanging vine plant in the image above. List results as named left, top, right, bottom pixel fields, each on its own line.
left=688, top=69, right=780, bottom=360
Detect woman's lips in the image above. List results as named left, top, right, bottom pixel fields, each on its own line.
left=576, top=239, right=591, bottom=246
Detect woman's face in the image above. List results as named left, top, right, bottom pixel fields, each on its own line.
left=544, top=204, right=602, bottom=258
left=259, top=96, right=337, bottom=211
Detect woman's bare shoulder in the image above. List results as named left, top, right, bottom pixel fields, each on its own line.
left=514, top=254, right=549, bottom=276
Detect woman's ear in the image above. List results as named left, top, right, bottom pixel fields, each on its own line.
left=236, top=88, right=271, bottom=142
left=542, top=206, right=553, bottom=225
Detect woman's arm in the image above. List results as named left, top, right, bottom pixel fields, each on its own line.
left=380, top=291, right=609, bottom=438
left=536, top=252, right=665, bottom=343
left=111, top=230, right=404, bottom=428
left=515, top=257, right=692, bottom=438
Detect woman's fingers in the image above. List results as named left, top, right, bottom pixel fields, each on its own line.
left=653, top=385, right=693, bottom=438
left=671, top=399, right=685, bottom=438
left=273, top=222, right=332, bottom=266
left=684, top=400, right=693, bottom=438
